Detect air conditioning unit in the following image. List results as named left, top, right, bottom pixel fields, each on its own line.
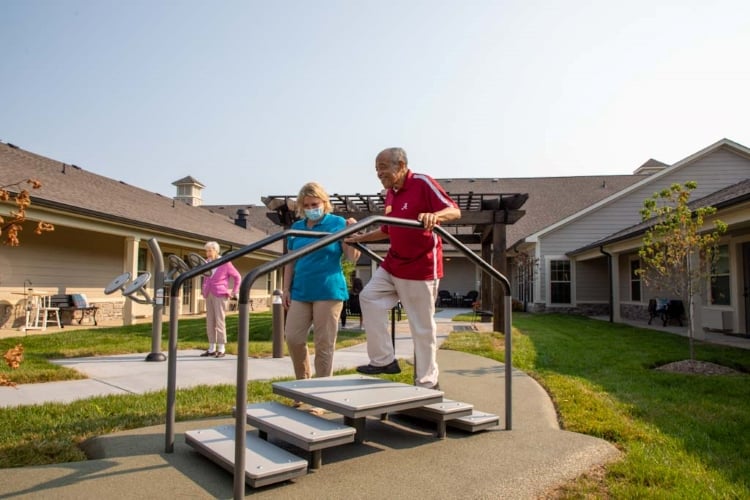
left=701, top=308, right=732, bottom=331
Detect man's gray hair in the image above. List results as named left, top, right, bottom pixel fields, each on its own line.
left=381, top=147, right=408, bottom=166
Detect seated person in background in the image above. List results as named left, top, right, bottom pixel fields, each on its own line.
left=348, top=276, right=364, bottom=329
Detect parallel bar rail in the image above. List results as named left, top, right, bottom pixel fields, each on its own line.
left=165, top=229, right=331, bottom=453
left=163, top=216, right=512, bottom=500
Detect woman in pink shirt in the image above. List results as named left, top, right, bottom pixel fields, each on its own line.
left=200, top=241, right=241, bottom=358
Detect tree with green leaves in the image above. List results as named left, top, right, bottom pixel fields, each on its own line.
left=637, top=181, right=727, bottom=359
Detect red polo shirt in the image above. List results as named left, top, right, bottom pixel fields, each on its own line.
left=381, top=170, right=458, bottom=280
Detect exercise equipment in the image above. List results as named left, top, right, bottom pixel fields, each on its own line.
left=104, top=272, right=132, bottom=295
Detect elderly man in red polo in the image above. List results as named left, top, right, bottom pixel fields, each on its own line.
left=345, top=147, right=461, bottom=389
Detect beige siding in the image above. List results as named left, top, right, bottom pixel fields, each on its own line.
left=0, top=222, right=276, bottom=328
left=440, top=259, right=479, bottom=297
left=540, top=148, right=750, bottom=307
left=1, top=223, right=124, bottom=296
left=576, top=257, right=609, bottom=302
left=542, top=149, right=750, bottom=257
left=0, top=223, right=128, bottom=328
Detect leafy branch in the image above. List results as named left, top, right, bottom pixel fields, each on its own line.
left=637, top=181, right=727, bottom=358
left=0, top=179, right=54, bottom=246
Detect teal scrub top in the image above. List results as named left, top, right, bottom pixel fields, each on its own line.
left=287, top=213, right=349, bottom=302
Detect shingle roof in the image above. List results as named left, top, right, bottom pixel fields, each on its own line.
left=0, top=142, right=281, bottom=253
left=172, top=176, right=205, bottom=187
left=435, top=175, right=644, bottom=247
left=202, top=204, right=281, bottom=235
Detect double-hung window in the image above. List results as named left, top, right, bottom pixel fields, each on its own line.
left=630, top=259, right=642, bottom=302
left=710, top=245, right=730, bottom=305
left=550, top=259, right=571, bottom=304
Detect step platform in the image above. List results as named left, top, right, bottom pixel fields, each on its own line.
left=446, top=410, right=501, bottom=433
left=241, top=401, right=356, bottom=469
left=185, top=424, right=308, bottom=488
left=396, top=399, right=474, bottom=438
left=272, top=374, right=444, bottom=442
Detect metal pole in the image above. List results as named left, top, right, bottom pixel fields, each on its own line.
left=504, top=294, right=512, bottom=430
left=234, top=301, right=251, bottom=499
left=391, top=305, right=396, bottom=349
left=146, top=238, right=166, bottom=362
left=272, top=289, right=284, bottom=358
left=165, top=298, right=179, bottom=452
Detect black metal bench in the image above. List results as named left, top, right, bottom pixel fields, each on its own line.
left=50, top=294, right=99, bottom=326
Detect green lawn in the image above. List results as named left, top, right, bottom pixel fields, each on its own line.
left=443, top=313, right=750, bottom=498
left=2, top=312, right=749, bottom=498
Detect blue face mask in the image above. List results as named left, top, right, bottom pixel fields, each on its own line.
left=304, top=207, right=324, bottom=220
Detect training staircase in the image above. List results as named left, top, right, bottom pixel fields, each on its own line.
left=167, top=218, right=514, bottom=496
left=185, top=374, right=499, bottom=488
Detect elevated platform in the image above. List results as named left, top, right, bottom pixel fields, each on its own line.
left=271, top=374, right=444, bottom=441
left=186, top=374, right=499, bottom=489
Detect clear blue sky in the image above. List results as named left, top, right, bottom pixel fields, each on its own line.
left=3, top=0, right=749, bottom=205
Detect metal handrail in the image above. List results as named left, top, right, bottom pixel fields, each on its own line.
left=161, top=216, right=512, bottom=500
left=165, top=229, right=331, bottom=452
left=230, top=216, right=512, bottom=499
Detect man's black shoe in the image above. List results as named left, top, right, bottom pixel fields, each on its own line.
left=200, top=350, right=215, bottom=357
left=356, top=360, right=401, bottom=375
left=215, top=351, right=226, bottom=358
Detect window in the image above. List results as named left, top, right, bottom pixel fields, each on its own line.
left=630, top=259, right=641, bottom=302
left=137, top=247, right=148, bottom=274
left=514, top=260, right=535, bottom=304
left=710, top=245, right=730, bottom=305
left=550, top=259, right=571, bottom=304
left=182, top=254, right=194, bottom=307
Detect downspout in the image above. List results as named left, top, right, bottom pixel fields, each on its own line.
left=511, top=242, right=525, bottom=312
left=599, top=246, right=614, bottom=323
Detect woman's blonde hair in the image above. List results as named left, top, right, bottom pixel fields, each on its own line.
left=295, top=182, right=333, bottom=218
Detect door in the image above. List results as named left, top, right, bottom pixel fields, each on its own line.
left=743, top=243, right=750, bottom=334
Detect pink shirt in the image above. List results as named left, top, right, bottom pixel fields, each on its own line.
left=201, top=261, right=241, bottom=298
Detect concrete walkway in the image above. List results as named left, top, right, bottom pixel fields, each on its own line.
left=2, top=309, right=746, bottom=498
left=0, top=309, right=625, bottom=499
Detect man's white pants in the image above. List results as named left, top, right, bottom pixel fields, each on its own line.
left=359, top=266, right=439, bottom=388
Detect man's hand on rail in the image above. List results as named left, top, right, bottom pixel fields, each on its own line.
left=417, top=212, right=439, bottom=230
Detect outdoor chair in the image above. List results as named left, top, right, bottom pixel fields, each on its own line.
left=647, top=298, right=683, bottom=327
left=462, top=290, right=479, bottom=308
left=664, top=299, right=685, bottom=326
left=437, top=290, right=453, bottom=307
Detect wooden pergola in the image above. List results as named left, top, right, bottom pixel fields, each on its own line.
left=261, top=192, right=527, bottom=333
